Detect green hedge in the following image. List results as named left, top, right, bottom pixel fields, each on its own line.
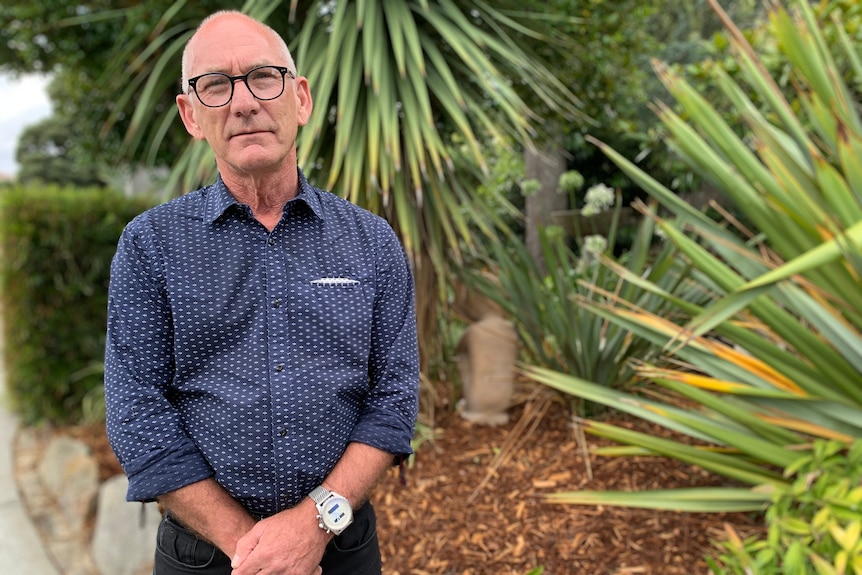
left=0, top=185, right=157, bottom=424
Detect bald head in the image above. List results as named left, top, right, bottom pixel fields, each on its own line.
left=181, top=11, right=296, bottom=93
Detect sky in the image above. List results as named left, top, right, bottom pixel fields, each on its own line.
left=0, top=73, right=53, bottom=177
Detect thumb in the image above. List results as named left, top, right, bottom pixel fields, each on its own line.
left=231, top=523, right=264, bottom=568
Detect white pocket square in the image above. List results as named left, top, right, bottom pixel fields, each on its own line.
left=311, top=277, right=360, bottom=286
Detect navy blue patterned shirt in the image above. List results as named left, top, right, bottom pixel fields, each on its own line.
left=105, top=170, right=419, bottom=515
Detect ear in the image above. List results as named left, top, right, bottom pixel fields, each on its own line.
left=294, top=77, right=313, bottom=127
left=176, top=93, right=205, bottom=140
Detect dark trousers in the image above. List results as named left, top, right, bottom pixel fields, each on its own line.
left=153, top=503, right=382, bottom=575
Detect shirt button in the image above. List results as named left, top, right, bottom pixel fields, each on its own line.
left=275, top=364, right=284, bottom=372
left=268, top=237, right=275, bottom=246
left=273, top=299, right=282, bottom=308
left=278, top=428, right=287, bottom=437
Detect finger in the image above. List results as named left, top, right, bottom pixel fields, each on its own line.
left=231, top=524, right=264, bottom=568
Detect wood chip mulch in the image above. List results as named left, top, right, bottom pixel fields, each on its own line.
left=73, top=385, right=764, bottom=575
left=372, top=387, right=764, bottom=575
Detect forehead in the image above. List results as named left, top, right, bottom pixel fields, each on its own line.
left=187, top=16, right=282, bottom=74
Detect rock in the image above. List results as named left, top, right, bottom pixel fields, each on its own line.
left=91, top=474, right=160, bottom=575
left=37, top=436, right=99, bottom=533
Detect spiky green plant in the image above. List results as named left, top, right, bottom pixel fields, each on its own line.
left=529, top=0, right=862, bottom=515
left=106, top=1, right=582, bottom=368
left=462, top=179, right=709, bottom=393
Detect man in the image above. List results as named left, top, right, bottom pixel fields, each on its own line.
left=104, top=11, right=419, bottom=575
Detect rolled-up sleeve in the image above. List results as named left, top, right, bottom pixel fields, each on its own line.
left=104, top=216, right=213, bottom=502
left=349, top=219, right=420, bottom=458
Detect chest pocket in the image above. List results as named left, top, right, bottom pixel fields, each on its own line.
left=287, top=276, right=375, bottom=355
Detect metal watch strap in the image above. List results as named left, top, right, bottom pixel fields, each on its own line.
left=309, top=485, right=329, bottom=505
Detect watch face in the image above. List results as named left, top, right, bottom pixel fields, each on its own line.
left=321, top=496, right=353, bottom=531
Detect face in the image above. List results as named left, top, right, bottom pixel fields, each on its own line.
left=176, top=15, right=312, bottom=179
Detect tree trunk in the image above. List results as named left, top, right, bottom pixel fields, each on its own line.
left=411, top=245, right=441, bottom=426
left=524, top=144, right=567, bottom=273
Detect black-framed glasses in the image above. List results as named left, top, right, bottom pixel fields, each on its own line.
left=187, top=65, right=295, bottom=108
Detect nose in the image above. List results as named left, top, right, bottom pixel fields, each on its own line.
left=230, top=78, right=259, bottom=114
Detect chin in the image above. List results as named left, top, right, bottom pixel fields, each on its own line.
left=228, top=149, right=286, bottom=173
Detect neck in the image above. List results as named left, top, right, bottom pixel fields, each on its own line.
left=220, top=166, right=299, bottom=231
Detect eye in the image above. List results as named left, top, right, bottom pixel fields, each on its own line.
left=198, top=74, right=230, bottom=93
left=250, top=69, right=275, bottom=80
left=248, top=67, right=281, bottom=85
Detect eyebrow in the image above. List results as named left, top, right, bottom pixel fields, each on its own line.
left=200, top=62, right=279, bottom=75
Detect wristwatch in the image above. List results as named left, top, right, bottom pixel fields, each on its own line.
left=308, top=486, right=354, bottom=535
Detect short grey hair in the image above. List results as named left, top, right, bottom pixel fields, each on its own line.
left=180, top=10, right=296, bottom=93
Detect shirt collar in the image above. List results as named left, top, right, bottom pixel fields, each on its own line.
left=203, top=168, right=325, bottom=225
left=295, top=169, right=325, bottom=221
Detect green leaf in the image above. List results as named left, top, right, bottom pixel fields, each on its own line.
left=686, top=221, right=862, bottom=343
left=583, top=420, right=787, bottom=486
left=545, top=487, right=770, bottom=513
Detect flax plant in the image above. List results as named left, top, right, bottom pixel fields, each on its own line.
left=531, top=0, right=862, bottom=515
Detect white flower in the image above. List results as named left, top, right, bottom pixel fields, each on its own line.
left=520, top=178, right=542, bottom=197
left=583, top=234, right=608, bottom=255
left=581, top=204, right=599, bottom=217
left=558, top=170, right=585, bottom=193
left=584, top=183, right=615, bottom=213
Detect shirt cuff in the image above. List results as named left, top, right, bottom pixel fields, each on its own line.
left=349, top=415, right=414, bottom=460
left=123, top=439, right=214, bottom=502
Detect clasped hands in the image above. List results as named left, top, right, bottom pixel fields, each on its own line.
left=230, top=504, right=331, bottom=575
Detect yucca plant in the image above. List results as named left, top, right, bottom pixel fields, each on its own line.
left=528, top=0, right=862, bottom=515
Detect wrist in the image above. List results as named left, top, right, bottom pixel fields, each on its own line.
left=308, top=485, right=354, bottom=535
left=218, top=516, right=257, bottom=558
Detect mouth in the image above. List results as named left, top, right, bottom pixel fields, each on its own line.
left=231, top=129, right=269, bottom=139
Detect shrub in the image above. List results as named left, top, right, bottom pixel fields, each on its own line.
left=0, top=185, right=156, bottom=424
left=708, top=440, right=862, bottom=575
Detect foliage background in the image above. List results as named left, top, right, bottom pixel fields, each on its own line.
left=0, top=186, right=156, bottom=423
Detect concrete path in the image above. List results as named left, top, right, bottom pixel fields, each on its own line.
left=0, top=336, right=60, bottom=573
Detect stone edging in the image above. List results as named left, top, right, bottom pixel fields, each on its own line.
left=14, top=426, right=102, bottom=575
left=13, top=426, right=155, bottom=575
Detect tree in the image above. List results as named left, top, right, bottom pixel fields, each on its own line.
left=9, top=1, right=765, bottom=369
left=515, top=1, right=770, bottom=264
left=502, top=0, right=667, bottom=262
left=15, top=116, right=104, bottom=187
left=0, top=1, right=230, bottom=170
left=529, top=0, right=862, bottom=524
